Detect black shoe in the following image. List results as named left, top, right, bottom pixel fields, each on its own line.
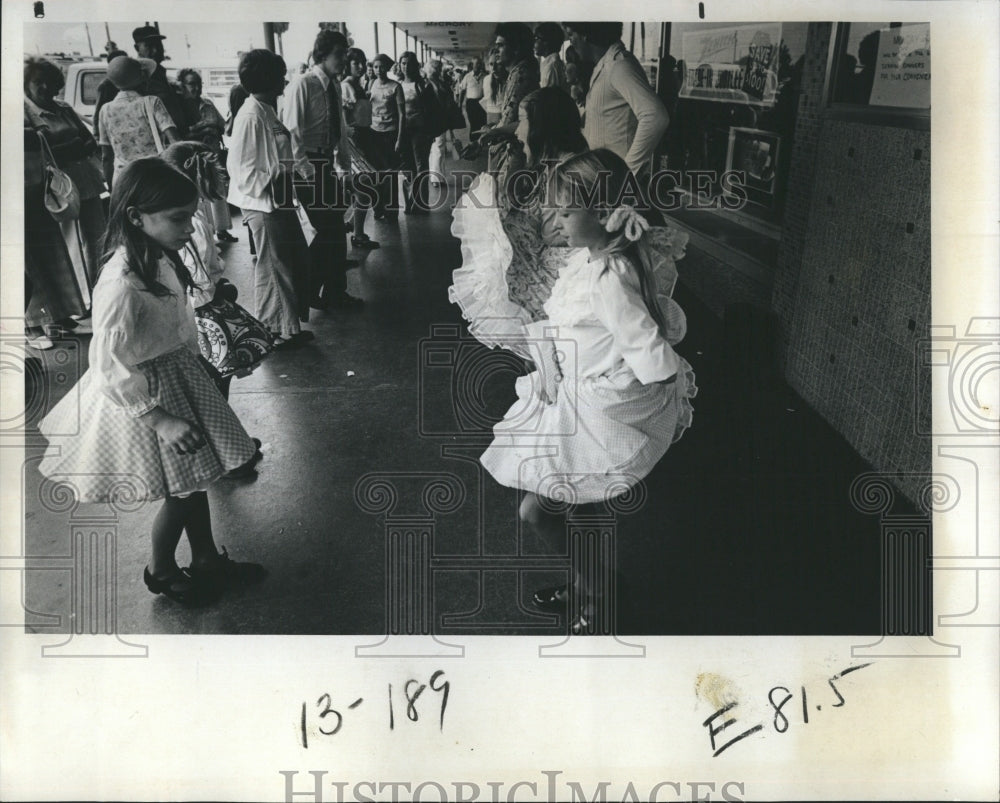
left=532, top=584, right=570, bottom=611
left=143, top=566, right=220, bottom=607
left=216, top=231, right=239, bottom=243
left=188, top=547, right=268, bottom=589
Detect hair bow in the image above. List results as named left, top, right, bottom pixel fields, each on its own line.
left=604, top=204, right=649, bottom=242
left=183, top=151, right=218, bottom=171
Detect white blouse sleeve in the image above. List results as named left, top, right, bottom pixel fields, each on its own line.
left=229, top=107, right=280, bottom=202
left=89, top=280, right=158, bottom=417
left=592, top=256, right=679, bottom=384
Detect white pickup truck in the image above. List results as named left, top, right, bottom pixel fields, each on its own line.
left=61, top=60, right=237, bottom=130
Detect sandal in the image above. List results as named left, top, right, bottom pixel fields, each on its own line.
left=569, top=601, right=598, bottom=636
left=143, top=566, right=219, bottom=607
left=189, top=546, right=268, bottom=589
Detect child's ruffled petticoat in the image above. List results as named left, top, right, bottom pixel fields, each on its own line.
left=449, top=180, right=696, bottom=504
left=479, top=357, right=697, bottom=504
left=38, top=347, right=256, bottom=503
left=448, top=172, right=538, bottom=359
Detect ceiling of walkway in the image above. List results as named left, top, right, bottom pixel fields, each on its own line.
left=397, top=21, right=497, bottom=61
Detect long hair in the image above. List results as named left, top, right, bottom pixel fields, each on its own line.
left=520, top=87, right=587, bottom=167
left=101, top=158, right=199, bottom=297
left=159, top=141, right=226, bottom=201
left=548, top=149, right=668, bottom=338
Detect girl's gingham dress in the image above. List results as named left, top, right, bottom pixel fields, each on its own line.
left=38, top=248, right=257, bottom=503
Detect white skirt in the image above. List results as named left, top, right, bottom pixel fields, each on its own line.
left=480, top=359, right=697, bottom=504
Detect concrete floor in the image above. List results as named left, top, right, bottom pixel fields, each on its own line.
left=20, top=165, right=924, bottom=636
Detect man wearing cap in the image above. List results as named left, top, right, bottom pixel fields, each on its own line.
left=282, top=29, right=362, bottom=311
left=96, top=56, right=180, bottom=186
left=93, top=25, right=188, bottom=139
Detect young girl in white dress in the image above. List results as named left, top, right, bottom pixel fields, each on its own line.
left=39, top=158, right=267, bottom=607
left=452, top=148, right=696, bottom=632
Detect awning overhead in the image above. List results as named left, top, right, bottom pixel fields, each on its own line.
left=397, top=21, right=497, bottom=61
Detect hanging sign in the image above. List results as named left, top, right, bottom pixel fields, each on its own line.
left=867, top=23, right=930, bottom=108
left=679, top=23, right=782, bottom=105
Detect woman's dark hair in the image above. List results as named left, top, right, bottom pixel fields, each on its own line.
left=102, top=158, right=198, bottom=297
left=521, top=87, right=587, bottom=167
left=23, top=57, right=64, bottom=93
left=534, top=22, right=565, bottom=52
left=562, top=22, right=624, bottom=48
left=160, top=141, right=226, bottom=201
left=313, top=29, right=348, bottom=64
left=176, top=68, right=202, bottom=87
left=238, top=48, right=287, bottom=94
left=346, top=47, right=367, bottom=70
left=494, top=22, right=534, bottom=62
left=226, top=83, right=249, bottom=136
left=399, top=51, right=421, bottom=79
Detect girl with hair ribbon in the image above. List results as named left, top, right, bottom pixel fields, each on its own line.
left=455, top=148, right=696, bottom=633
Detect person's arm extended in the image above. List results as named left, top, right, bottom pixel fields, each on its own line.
left=613, top=59, right=670, bottom=176
left=394, top=84, right=407, bottom=151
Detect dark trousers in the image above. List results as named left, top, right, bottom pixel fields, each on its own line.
left=303, top=152, right=348, bottom=303
left=399, top=130, right=433, bottom=211
left=465, top=99, right=486, bottom=141
left=369, top=129, right=402, bottom=215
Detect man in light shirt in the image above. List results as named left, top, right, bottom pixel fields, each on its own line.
left=282, top=29, right=363, bottom=311
left=564, top=21, right=669, bottom=179
left=534, top=23, right=568, bottom=92
left=458, top=58, right=486, bottom=141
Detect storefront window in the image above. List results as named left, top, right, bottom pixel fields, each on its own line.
left=827, top=22, right=929, bottom=128
left=660, top=22, right=809, bottom=227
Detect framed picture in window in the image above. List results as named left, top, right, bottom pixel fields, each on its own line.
left=725, top=127, right=780, bottom=209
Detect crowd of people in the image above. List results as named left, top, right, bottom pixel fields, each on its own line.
left=30, top=22, right=693, bottom=631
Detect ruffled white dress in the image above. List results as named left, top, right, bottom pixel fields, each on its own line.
left=38, top=248, right=257, bottom=503
left=449, top=173, right=697, bottom=504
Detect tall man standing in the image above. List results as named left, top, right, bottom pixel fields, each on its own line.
left=282, top=29, right=363, bottom=310
left=563, top=22, right=668, bottom=179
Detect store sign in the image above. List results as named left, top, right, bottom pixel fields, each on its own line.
left=868, top=23, right=930, bottom=108
left=679, top=23, right=782, bottom=105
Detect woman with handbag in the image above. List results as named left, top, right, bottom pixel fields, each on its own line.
left=178, top=69, right=238, bottom=244
left=226, top=49, right=312, bottom=348
left=23, top=57, right=107, bottom=349
left=96, top=56, right=180, bottom=187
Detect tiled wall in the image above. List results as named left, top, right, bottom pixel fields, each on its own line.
left=773, top=23, right=932, bottom=505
